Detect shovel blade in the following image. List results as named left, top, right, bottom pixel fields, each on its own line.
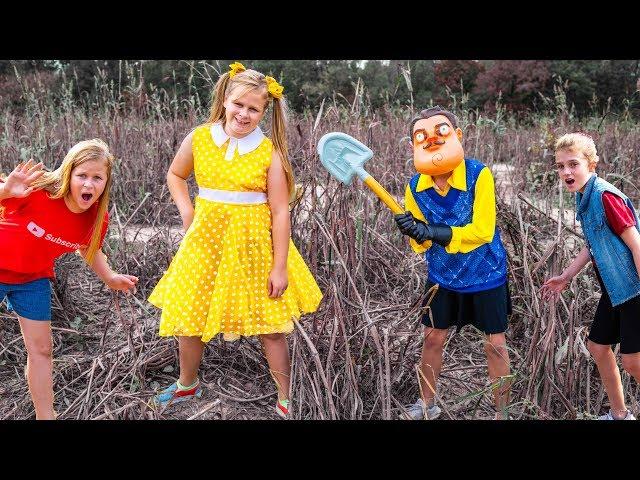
left=317, top=132, right=373, bottom=185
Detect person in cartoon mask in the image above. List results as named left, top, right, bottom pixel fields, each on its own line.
left=395, top=106, right=512, bottom=420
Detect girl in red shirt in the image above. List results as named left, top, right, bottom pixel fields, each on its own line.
left=0, top=139, right=138, bottom=420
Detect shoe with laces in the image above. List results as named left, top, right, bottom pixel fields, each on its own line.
left=598, top=409, right=636, bottom=420
left=276, top=399, right=290, bottom=419
left=401, top=398, right=441, bottom=420
left=151, top=379, right=203, bottom=409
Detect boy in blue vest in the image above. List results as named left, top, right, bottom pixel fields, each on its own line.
left=542, top=133, right=639, bottom=420
left=395, top=106, right=512, bottom=420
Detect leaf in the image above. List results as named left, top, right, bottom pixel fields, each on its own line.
left=555, top=336, right=570, bottom=365
left=574, top=332, right=591, bottom=357
left=313, top=97, right=325, bottom=132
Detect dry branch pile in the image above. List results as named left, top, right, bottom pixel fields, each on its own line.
left=1, top=95, right=640, bottom=419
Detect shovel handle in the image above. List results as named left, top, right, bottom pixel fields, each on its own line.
left=363, top=176, right=404, bottom=215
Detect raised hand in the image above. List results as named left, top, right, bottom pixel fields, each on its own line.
left=3, top=159, right=45, bottom=198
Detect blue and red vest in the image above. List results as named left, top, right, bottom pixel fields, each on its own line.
left=576, top=174, right=640, bottom=306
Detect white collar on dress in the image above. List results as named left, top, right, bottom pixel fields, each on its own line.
left=210, top=122, right=265, bottom=160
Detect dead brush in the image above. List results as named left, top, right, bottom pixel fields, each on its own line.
left=2, top=69, right=640, bottom=419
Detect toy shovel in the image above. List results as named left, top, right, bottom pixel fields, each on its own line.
left=317, top=132, right=403, bottom=215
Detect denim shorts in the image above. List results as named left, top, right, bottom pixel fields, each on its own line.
left=0, top=278, right=52, bottom=321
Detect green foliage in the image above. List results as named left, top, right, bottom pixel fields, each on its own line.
left=1, top=60, right=639, bottom=120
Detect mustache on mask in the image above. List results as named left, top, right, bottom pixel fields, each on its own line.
left=422, top=139, right=446, bottom=149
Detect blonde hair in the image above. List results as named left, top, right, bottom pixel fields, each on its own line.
left=554, top=132, right=599, bottom=169
left=30, top=139, right=114, bottom=265
left=207, top=68, right=295, bottom=199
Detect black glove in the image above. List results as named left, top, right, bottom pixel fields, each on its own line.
left=394, top=211, right=453, bottom=247
left=395, top=212, right=417, bottom=236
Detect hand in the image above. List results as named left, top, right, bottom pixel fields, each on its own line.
left=181, top=209, right=194, bottom=234
left=3, top=159, right=44, bottom=198
left=394, top=211, right=430, bottom=243
left=267, top=266, right=288, bottom=299
left=395, top=212, right=415, bottom=235
left=106, top=273, right=139, bottom=293
left=540, top=273, right=570, bottom=300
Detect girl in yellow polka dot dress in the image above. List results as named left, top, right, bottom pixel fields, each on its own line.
left=148, top=63, right=323, bottom=418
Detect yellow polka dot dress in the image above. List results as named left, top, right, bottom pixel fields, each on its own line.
left=148, top=124, right=323, bottom=342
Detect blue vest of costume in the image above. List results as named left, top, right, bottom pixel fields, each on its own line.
left=576, top=174, right=640, bottom=306
left=409, top=158, right=507, bottom=293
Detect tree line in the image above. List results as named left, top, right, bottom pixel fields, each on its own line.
left=1, top=60, right=639, bottom=119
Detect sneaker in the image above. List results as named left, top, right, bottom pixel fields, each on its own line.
left=151, top=380, right=203, bottom=409
left=597, top=409, right=636, bottom=420
left=276, top=399, right=290, bottom=419
left=401, top=398, right=441, bottom=420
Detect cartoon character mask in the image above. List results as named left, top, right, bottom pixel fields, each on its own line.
left=412, top=113, right=464, bottom=176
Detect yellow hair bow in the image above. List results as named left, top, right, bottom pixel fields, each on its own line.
left=265, top=76, right=284, bottom=99
left=229, top=62, right=246, bottom=78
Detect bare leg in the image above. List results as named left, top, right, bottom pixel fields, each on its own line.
left=484, top=332, right=511, bottom=419
left=18, top=316, right=55, bottom=420
left=621, top=352, right=640, bottom=383
left=178, top=336, right=206, bottom=386
left=621, top=352, right=640, bottom=417
left=420, top=327, right=448, bottom=405
left=588, top=340, right=627, bottom=418
left=260, top=333, right=290, bottom=400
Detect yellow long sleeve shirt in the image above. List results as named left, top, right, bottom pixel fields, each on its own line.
left=404, top=160, right=497, bottom=254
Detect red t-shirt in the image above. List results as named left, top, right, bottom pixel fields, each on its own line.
left=602, top=191, right=636, bottom=236
left=0, top=188, right=108, bottom=284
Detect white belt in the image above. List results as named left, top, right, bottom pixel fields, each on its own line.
left=198, top=187, right=267, bottom=204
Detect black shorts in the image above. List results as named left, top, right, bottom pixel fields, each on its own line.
left=421, top=280, right=512, bottom=334
left=589, top=270, right=640, bottom=354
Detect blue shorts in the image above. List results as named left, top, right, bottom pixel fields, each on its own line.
left=0, top=278, right=52, bottom=321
